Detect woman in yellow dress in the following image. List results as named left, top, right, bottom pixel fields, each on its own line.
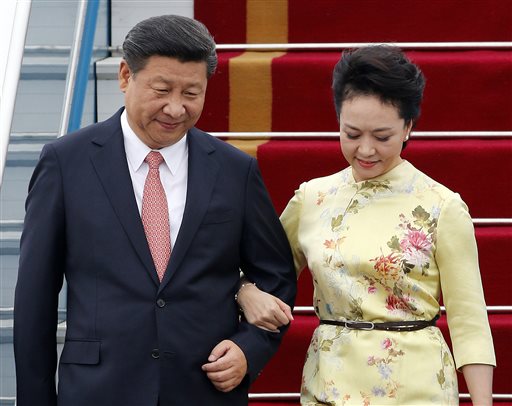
left=236, top=46, right=495, bottom=405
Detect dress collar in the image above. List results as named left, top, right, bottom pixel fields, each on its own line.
left=345, top=160, right=413, bottom=186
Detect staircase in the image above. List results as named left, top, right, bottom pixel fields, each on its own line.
left=0, top=0, right=510, bottom=404
left=193, top=0, right=512, bottom=404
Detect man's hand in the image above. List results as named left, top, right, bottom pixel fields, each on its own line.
left=201, top=340, right=247, bottom=392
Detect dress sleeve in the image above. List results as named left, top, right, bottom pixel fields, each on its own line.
left=435, top=194, right=496, bottom=369
left=280, top=182, right=307, bottom=277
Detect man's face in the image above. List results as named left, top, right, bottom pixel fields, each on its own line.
left=119, top=55, right=208, bottom=149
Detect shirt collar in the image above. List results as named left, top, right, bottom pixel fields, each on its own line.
left=121, top=109, right=188, bottom=175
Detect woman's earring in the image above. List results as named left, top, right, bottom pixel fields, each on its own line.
left=404, top=135, right=410, bottom=141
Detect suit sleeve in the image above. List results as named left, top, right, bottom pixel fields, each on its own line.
left=14, top=144, right=66, bottom=406
left=229, top=158, right=297, bottom=382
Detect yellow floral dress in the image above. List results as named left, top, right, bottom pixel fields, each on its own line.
left=280, top=161, right=495, bottom=405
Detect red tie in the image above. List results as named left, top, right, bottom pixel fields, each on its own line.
left=142, top=151, right=171, bottom=282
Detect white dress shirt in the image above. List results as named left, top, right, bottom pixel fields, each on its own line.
left=121, top=110, right=188, bottom=248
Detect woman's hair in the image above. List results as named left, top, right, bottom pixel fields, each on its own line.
left=122, top=14, right=217, bottom=78
left=332, top=45, right=425, bottom=129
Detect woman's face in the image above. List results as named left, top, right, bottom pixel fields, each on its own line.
left=339, top=94, right=412, bottom=182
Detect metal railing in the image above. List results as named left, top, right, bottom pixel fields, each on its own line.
left=215, top=41, right=512, bottom=51
left=0, top=0, right=32, bottom=188
left=23, top=40, right=512, bottom=55
left=211, top=131, right=512, bottom=139
left=293, top=305, right=512, bottom=315
left=59, top=0, right=100, bottom=137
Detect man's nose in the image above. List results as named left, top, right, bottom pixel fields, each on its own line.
left=162, top=94, right=185, bottom=118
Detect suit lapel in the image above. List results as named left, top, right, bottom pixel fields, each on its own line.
left=90, top=110, right=160, bottom=286
left=159, top=128, right=219, bottom=292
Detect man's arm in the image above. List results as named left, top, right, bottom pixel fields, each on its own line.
left=228, top=158, right=296, bottom=382
left=14, top=144, right=66, bottom=406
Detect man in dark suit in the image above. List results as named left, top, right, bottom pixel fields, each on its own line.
left=13, top=15, right=296, bottom=406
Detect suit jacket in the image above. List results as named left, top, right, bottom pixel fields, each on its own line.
left=14, top=108, right=296, bottom=406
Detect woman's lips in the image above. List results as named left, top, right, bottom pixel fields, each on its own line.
left=357, top=159, right=377, bottom=168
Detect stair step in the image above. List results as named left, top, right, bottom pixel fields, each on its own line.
left=0, top=255, right=19, bottom=308
left=192, top=50, right=512, bottom=132
left=247, top=397, right=512, bottom=405
left=10, top=132, right=57, bottom=143
left=250, top=314, right=512, bottom=394
left=0, top=398, right=16, bottom=406
left=0, top=166, right=33, bottom=221
left=12, top=56, right=97, bottom=134
left=6, top=143, right=45, bottom=167
left=255, top=139, right=512, bottom=218
left=0, top=232, right=21, bottom=255
left=195, top=0, right=512, bottom=43
left=0, top=221, right=23, bottom=232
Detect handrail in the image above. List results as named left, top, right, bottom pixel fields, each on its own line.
left=22, top=40, right=512, bottom=55
left=67, top=0, right=100, bottom=133
left=211, top=131, right=512, bottom=139
left=58, top=1, right=87, bottom=137
left=0, top=0, right=32, bottom=188
left=293, top=306, right=512, bottom=315
left=2, top=218, right=509, bottom=231
left=58, top=0, right=100, bottom=137
left=214, top=41, right=512, bottom=51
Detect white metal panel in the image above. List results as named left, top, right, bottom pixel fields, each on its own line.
left=111, top=0, right=194, bottom=47
left=0, top=0, right=32, bottom=187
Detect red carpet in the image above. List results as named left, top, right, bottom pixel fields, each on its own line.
left=195, top=0, right=512, bottom=43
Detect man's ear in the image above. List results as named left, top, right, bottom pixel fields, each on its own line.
left=118, top=59, right=131, bottom=93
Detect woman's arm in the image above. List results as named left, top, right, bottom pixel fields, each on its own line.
left=236, top=280, right=293, bottom=332
left=461, top=364, right=493, bottom=406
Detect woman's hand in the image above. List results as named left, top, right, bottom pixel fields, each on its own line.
left=236, top=283, right=293, bottom=332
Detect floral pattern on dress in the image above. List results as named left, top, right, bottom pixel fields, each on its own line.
left=361, top=205, right=438, bottom=318
left=357, top=337, right=405, bottom=404
left=387, top=206, right=437, bottom=276
left=427, top=329, right=458, bottom=393
left=319, top=180, right=393, bottom=297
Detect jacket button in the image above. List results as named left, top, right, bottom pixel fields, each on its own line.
left=156, top=298, right=166, bottom=308
left=151, top=349, right=160, bottom=359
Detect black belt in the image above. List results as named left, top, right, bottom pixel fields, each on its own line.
left=320, top=314, right=439, bottom=332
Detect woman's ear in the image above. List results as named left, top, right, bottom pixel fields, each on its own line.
left=404, top=120, right=414, bottom=141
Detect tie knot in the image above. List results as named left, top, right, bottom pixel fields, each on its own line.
left=145, top=151, right=164, bottom=169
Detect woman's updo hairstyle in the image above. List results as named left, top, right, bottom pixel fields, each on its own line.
left=332, top=45, right=426, bottom=132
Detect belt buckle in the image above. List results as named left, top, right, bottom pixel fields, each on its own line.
left=346, top=321, right=375, bottom=331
